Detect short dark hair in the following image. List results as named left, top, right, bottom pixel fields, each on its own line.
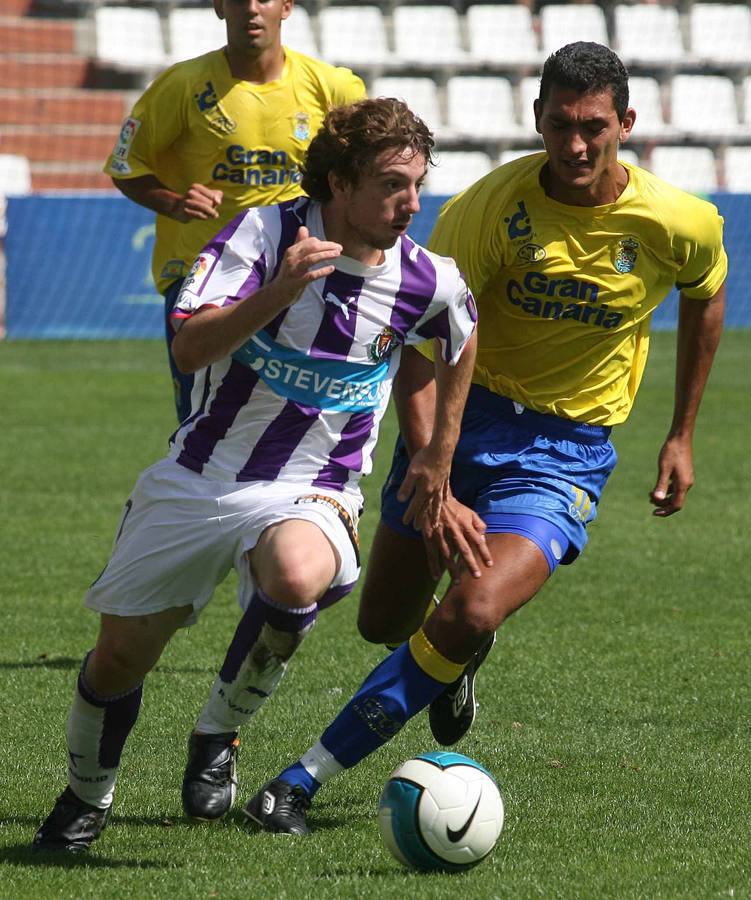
left=301, top=97, right=435, bottom=202
left=538, top=42, right=630, bottom=121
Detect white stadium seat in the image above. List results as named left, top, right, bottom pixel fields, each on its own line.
left=466, top=5, right=541, bottom=67
left=670, top=75, right=747, bottom=140
left=95, top=6, right=167, bottom=70
left=0, top=154, right=32, bottom=196
left=540, top=4, right=609, bottom=57
left=618, top=148, right=640, bottom=167
left=519, top=76, right=541, bottom=137
left=168, top=9, right=227, bottom=64
left=724, top=147, right=751, bottom=192
left=371, top=77, right=444, bottom=134
left=499, top=148, right=544, bottom=166
left=446, top=76, right=532, bottom=142
left=648, top=146, right=718, bottom=194
left=281, top=5, right=318, bottom=57
left=628, top=76, right=676, bottom=140
left=426, top=151, right=494, bottom=196
left=742, top=77, right=751, bottom=126
left=615, top=5, right=686, bottom=65
left=690, top=3, right=751, bottom=67
left=319, top=6, right=389, bottom=68
left=393, top=5, right=467, bottom=68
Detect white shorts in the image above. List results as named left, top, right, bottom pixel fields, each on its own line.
left=85, top=459, right=361, bottom=625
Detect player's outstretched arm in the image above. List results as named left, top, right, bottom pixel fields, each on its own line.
left=398, top=333, right=476, bottom=519
left=172, top=227, right=341, bottom=373
left=650, top=284, right=725, bottom=517
left=112, top=174, right=223, bottom=223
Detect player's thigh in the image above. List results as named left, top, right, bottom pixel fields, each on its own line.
left=249, top=518, right=340, bottom=606
left=358, top=521, right=438, bottom=644
left=424, top=532, right=550, bottom=662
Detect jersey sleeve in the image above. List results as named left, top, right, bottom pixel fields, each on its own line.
left=330, top=66, right=367, bottom=106
left=103, top=66, right=187, bottom=180
left=407, top=259, right=477, bottom=366
left=171, top=210, right=273, bottom=325
left=673, top=200, right=728, bottom=300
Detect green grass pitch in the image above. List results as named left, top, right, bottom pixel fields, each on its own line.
left=1, top=333, right=749, bottom=899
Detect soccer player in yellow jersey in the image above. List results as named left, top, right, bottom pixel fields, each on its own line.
left=103, top=0, right=365, bottom=421
left=232, top=43, right=727, bottom=835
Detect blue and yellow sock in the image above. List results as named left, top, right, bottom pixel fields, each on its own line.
left=278, top=627, right=464, bottom=798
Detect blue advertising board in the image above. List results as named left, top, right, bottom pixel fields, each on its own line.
left=5, top=192, right=749, bottom=339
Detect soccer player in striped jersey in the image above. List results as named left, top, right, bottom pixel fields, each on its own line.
left=242, top=42, right=727, bottom=835
left=32, top=98, right=477, bottom=853
left=103, top=0, right=365, bottom=422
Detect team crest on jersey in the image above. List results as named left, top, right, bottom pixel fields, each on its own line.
left=614, top=237, right=639, bottom=273
left=294, top=112, right=311, bottom=141
left=369, top=327, right=399, bottom=362
left=516, top=243, right=547, bottom=265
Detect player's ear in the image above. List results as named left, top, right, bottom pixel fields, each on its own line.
left=619, top=107, right=636, bottom=142
left=213, top=0, right=224, bottom=21
left=328, top=171, right=350, bottom=200
left=281, top=0, right=294, bottom=22
left=533, top=99, right=543, bottom=135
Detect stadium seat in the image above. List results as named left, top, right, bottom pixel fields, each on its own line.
left=281, top=5, right=318, bottom=57
left=0, top=153, right=32, bottom=196
left=168, top=8, right=227, bottom=64
left=614, top=4, right=686, bottom=66
left=392, top=5, right=467, bottom=68
left=723, top=147, right=751, bottom=192
left=446, top=76, right=532, bottom=141
left=648, top=146, right=718, bottom=194
left=95, top=6, right=167, bottom=71
left=628, top=76, right=677, bottom=140
left=319, top=6, right=389, bottom=68
left=670, top=75, right=747, bottom=140
left=519, top=76, right=541, bottom=137
left=465, top=5, right=541, bottom=67
left=690, top=3, right=751, bottom=67
left=742, top=77, right=751, bottom=127
left=540, top=4, right=609, bottom=57
left=371, top=77, right=444, bottom=134
left=618, top=148, right=640, bottom=167
left=425, top=151, right=494, bottom=196
left=499, top=148, right=544, bottom=166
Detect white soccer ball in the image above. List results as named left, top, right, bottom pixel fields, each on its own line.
left=377, top=751, right=504, bottom=872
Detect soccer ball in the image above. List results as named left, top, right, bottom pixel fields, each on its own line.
left=377, top=750, right=504, bottom=872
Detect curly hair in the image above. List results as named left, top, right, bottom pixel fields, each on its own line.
left=301, top=97, right=435, bottom=202
left=539, top=42, right=630, bottom=121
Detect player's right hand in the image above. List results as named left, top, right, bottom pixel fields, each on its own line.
left=173, top=183, right=224, bottom=222
left=275, top=227, right=342, bottom=303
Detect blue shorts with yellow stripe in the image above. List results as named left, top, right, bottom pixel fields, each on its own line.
left=380, top=384, right=618, bottom=572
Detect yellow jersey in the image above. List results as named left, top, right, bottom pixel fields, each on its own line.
left=104, top=48, right=365, bottom=294
left=425, top=153, right=727, bottom=426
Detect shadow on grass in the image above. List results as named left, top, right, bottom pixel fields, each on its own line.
left=0, top=657, right=212, bottom=675
left=0, top=844, right=169, bottom=869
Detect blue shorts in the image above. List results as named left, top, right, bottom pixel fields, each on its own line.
left=380, top=385, right=617, bottom=571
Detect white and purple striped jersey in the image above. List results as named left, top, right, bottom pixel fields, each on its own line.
left=168, top=197, right=477, bottom=499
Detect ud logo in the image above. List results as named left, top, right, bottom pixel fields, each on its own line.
left=194, top=81, right=219, bottom=112
left=504, top=200, right=532, bottom=239
left=614, top=237, right=639, bottom=273
left=294, top=111, right=310, bottom=140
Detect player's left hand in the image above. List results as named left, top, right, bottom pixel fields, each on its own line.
left=650, top=434, right=694, bottom=517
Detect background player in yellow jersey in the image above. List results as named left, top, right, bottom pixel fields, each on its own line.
left=234, top=42, right=727, bottom=835
left=104, top=0, right=365, bottom=421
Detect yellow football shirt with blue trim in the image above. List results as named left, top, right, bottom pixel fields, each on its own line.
left=425, top=152, right=727, bottom=426
left=104, top=48, right=365, bottom=294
